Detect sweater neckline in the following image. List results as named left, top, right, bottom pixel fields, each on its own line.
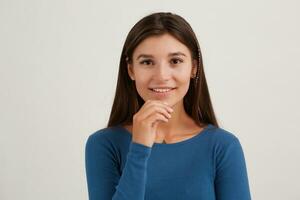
left=116, top=124, right=214, bottom=148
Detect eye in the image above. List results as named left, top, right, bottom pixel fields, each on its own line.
left=171, top=58, right=183, bottom=64
left=139, top=59, right=153, bottom=65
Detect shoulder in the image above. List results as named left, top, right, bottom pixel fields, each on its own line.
left=86, top=126, right=115, bottom=142
left=85, top=125, right=129, bottom=151
left=207, top=125, right=246, bottom=163
left=207, top=125, right=241, bottom=149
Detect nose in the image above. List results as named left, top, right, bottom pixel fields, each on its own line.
left=154, top=62, right=172, bottom=80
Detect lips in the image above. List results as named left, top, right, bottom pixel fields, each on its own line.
left=149, top=88, right=176, bottom=98
left=149, top=87, right=175, bottom=90
left=149, top=88, right=176, bottom=92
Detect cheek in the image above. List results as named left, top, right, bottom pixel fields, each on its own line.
left=177, top=81, right=191, bottom=96
left=175, top=72, right=192, bottom=94
left=133, top=70, right=149, bottom=89
left=175, top=70, right=192, bottom=85
left=134, top=79, right=150, bottom=99
left=135, top=79, right=146, bottom=90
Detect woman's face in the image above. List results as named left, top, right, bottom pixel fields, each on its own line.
left=127, top=33, right=197, bottom=107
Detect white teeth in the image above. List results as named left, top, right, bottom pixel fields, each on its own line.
left=152, top=88, right=172, bottom=93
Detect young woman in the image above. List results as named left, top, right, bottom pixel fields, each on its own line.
left=85, top=12, right=252, bottom=200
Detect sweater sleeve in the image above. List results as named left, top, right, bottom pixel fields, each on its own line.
left=85, top=133, right=151, bottom=200
left=214, top=138, right=252, bottom=200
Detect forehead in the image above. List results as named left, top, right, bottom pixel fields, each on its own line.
left=133, top=33, right=191, bottom=58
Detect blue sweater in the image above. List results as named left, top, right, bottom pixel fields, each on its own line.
left=85, top=124, right=251, bottom=200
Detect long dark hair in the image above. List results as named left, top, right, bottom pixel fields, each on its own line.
left=106, top=12, right=219, bottom=128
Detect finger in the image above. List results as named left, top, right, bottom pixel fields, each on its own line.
left=146, top=112, right=169, bottom=127
left=138, top=104, right=172, bottom=121
left=142, top=100, right=173, bottom=114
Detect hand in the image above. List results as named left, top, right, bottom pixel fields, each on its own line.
left=131, top=100, right=174, bottom=147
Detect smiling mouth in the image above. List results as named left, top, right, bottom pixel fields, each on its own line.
left=150, top=87, right=176, bottom=91
left=149, top=88, right=176, bottom=95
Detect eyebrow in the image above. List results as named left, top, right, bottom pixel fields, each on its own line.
left=136, top=52, right=186, bottom=60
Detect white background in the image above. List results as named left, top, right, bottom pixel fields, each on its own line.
left=1, top=0, right=299, bottom=199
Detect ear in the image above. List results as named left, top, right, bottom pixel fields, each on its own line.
left=127, top=63, right=135, bottom=80
left=191, top=59, right=198, bottom=78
